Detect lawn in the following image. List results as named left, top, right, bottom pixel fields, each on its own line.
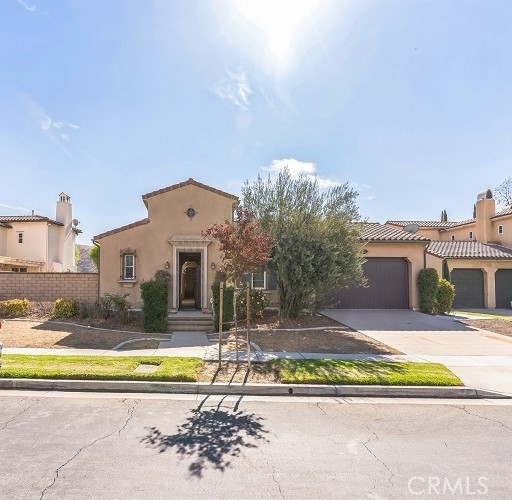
left=0, top=355, right=202, bottom=382
left=275, top=359, right=463, bottom=386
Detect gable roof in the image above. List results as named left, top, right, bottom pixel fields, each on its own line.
left=441, top=218, right=476, bottom=230
left=142, top=178, right=239, bottom=207
left=0, top=215, right=63, bottom=226
left=427, top=241, right=512, bottom=259
left=492, top=206, right=512, bottom=219
left=360, top=223, right=430, bottom=242
left=94, top=218, right=150, bottom=240
left=386, top=220, right=458, bottom=229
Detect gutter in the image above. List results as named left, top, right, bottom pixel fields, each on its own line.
left=92, top=239, right=100, bottom=302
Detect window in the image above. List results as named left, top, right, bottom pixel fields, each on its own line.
left=451, top=235, right=455, bottom=241
left=12, top=267, right=28, bottom=273
left=17, top=232, right=23, bottom=244
left=469, top=231, right=473, bottom=240
left=251, top=270, right=266, bottom=289
left=498, top=225, right=504, bottom=235
left=122, top=254, right=135, bottom=280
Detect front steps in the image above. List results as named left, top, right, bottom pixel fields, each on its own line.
left=167, top=311, right=213, bottom=332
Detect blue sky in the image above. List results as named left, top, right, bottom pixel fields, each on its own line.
left=1, top=0, right=512, bottom=244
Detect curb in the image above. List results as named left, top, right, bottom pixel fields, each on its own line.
left=0, top=378, right=509, bottom=399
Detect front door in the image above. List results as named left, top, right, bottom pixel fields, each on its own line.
left=178, top=252, right=202, bottom=310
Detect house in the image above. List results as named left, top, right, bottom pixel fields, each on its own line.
left=386, top=189, right=512, bottom=309
left=94, top=179, right=245, bottom=311
left=0, top=193, right=81, bottom=273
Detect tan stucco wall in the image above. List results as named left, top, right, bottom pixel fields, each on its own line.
left=5, top=222, right=48, bottom=267
left=426, top=254, right=512, bottom=308
left=96, top=184, right=236, bottom=309
left=363, top=242, right=428, bottom=309
left=0, top=227, right=7, bottom=255
left=439, top=223, right=476, bottom=241
left=492, top=216, right=512, bottom=248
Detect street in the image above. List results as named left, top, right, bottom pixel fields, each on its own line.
left=0, top=391, right=511, bottom=499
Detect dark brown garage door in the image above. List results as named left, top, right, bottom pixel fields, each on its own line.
left=450, top=269, right=484, bottom=308
left=326, top=257, right=409, bottom=309
left=496, top=269, right=512, bottom=308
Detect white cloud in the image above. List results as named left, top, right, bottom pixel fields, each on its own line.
left=60, top=133, right=70, bottom=142
left=16, top=0, right=36, bottom=12
left=264, top=158, right=339, bottom=188
left=40, top=116, right=80, bottom=132
left=0, top=203, right=32, bottom=212
left=212, top=68, right=252, bottom=110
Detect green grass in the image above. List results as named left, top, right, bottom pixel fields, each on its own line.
left=275, top=359, right=463, bottom=386
left=0, top=355, right=202, bottom=382
left=452, top=310, right=512, bottom=321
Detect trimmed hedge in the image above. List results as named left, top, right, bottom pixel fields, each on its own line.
left=140, top=280, right=168, bottom=333
left=418, top=268, right=439, bottom=314
left=237, top=288, right=267, bottom=321
left=53, top=298, right=76, bottom=318
left=435, top=278, right=455, bottom=315
left=211, top=283, right=234, bottom=332
left=1, top=299, right=29, bottom=317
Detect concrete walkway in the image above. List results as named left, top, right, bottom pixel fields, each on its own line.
left=320, top=309, right=512, bottom=395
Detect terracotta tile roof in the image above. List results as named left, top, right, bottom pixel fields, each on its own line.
left=142, top=178, right=239, bottom=206
left=492, top=206, right=512, bottom=219
left=0, top=215, right=63, bottom=226
left=386, top=220, right=458, bottom=229
left=359, top=223, right=430, bottom=242
left=94, top=218, right=150, bottom=240
left=427, top=241, right=512, bottom=259
left=442, top=218, right=476, bottom=229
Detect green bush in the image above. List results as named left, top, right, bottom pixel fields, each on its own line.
left=53, top=298, right=77, bottom=318
left=97, top=295, right=113, bottom=319
left=1, top=299, right=30, bottom=317
left=236, top=288, right=268, bottom=321
left=211, top=283, right=234, bottom=332
left=434, top=278, right=455, bottom=315
left=140, top=280, right=168, bottom=333
left=108, top=293, right=131, bottom=321
left=418, top=268, right=439, bottom=314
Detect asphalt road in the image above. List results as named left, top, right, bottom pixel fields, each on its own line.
left=0, top=391, right=511, bottom=499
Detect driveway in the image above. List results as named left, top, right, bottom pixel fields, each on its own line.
left=320, top=309, right=512, bottom=395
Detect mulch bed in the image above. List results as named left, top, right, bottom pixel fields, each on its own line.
left=458, top=319, right=512, bottom=338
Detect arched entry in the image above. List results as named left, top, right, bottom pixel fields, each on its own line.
left=179, top=252, right=201, bottom=310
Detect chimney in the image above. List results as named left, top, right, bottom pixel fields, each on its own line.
left=475, top=189, right=495, bottom=243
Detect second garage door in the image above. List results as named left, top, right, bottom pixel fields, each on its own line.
left=451, top=269, right=484, bottom=308
left=496, top=269, right=512, bottom=308
left=327, top=257, right=409, bottom=309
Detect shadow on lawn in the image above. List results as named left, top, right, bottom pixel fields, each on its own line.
left=140, top=396, right=268, bottom=477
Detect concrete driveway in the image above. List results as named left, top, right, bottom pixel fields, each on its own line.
left=320, top=309, right=512, bottom=395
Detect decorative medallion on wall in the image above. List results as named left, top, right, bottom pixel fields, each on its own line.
left=185, top=207, right=197, bottom=219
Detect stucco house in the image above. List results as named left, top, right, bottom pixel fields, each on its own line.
left=0, top=193, right=81, bottom=273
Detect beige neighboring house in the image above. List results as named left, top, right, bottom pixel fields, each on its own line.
left=386, top=189, right=512, bottom=309
left=0, top=193, right=81, bottom=273
left=94, top=178, right=275, bottom=311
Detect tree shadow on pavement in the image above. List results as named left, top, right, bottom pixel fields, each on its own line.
left=140, top=397, right=269, bottom=477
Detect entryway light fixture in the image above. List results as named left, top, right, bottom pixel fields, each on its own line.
left=210, top=262, right=216, bottom=270
left=165, top=261, right=170, bottom=269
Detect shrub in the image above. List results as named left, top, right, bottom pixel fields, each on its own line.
left=140, top=280, right=168, bottom=333
left=1, top=299, right=29, bottom=317
left=434, top=278, right=455, bottom=315
left=97, top=295, right=113, bottom=319
left=155, top=270, right=171, bottom=284
left=77, top=302, right=96, bottom=319
left=236, top=288, right=268, bottom=321
left=417, top=268, right=439, bottom=314
left=108, top=293, right=131, bottom=321
left=211, top=283, right=234, bottom=332
left=442, top=260, right=450, bottom=282
left=53, top=298, right=77, bottom=318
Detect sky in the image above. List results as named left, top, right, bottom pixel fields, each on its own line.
left=1, top=0, right=512, bottom=244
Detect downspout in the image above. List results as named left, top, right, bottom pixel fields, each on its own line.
left=92, top=240, right=100, bottom=302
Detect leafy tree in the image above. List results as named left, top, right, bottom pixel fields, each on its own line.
left=202, top=206, right=274, bottom=283
left=495, top=177, right=512, bottom=207
left=74, top=245, right=79, bottom=265
left=242, top=170, right=365, bottom=318
left=442, top=259, right=450, bottom=282
left=89, top=245, right=99, bottom=271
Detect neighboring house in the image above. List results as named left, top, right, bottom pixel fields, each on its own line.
left=0, top=193, right=81, bottom=273
left=94, top=178, right=276, bottom=311
left=386, top=189, right=512, bottom=309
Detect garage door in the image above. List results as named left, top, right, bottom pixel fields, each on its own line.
left=327, top=257, right=409, bottom=309
left=496, top=269, right=512, bottom=308
left=450, top=269, right=484, bottom=308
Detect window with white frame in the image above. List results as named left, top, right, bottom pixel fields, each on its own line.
left=122, top=254, right=135, bottom=280
left=17, top=232, right=23, bottom=244
left=469, top=231, right=473, bottom=240
left=251, top=270, right=266, bottom=289
left=498, top=225, right=504, bottom=235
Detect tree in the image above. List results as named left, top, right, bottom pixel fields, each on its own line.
left=89, top=245, right=99, bottom=271
left=242, top=170, right=365, bottom=318
left=495, top=177, right=512, bottom=207
left=201, top=206, right=274, bottom=283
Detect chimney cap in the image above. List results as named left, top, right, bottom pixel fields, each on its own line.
left=477, top=189, right=493, bottom=201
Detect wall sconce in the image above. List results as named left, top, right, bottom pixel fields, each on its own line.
left=165, top=261, right=170, bottom=269
left=210, top=262, right=216, bottom=270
